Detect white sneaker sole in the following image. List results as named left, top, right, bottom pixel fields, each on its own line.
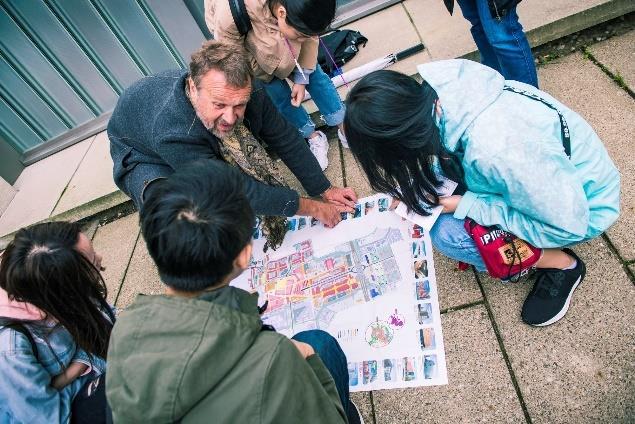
left=532, top=274, right=583, bottom=327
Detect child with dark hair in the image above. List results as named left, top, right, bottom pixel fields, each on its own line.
left=205, top=0, right=347, bottom=170
left=106, top=161, right=362, bottom=423
left=343, top=60, right=620, bottom=327
left=0, top=222, right=114, bottom=423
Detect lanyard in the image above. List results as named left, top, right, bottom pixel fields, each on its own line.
left=284, top=38, right=307, bottom=83
left=503, top=85, right=571, bottom=158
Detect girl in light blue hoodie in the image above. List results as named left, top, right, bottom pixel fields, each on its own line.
left=343, top=60, right=620, bottom=327
left=0, top=222, right=113, bottom=423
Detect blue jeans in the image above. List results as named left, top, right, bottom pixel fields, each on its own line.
left=430, top=214, right=487, bottom=272
left=292, top=330, right=355, bottom=421
left=456, top=0, right=538, bottom=87
left=264, top=66, right=346, bottom=138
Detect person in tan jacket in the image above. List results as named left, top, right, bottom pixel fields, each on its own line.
left=205, top=0, right=347, bottom=170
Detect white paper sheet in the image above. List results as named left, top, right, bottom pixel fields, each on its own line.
left=393, top=177, right=458, bottom=231
left=232, top=194, right=448, bottom=391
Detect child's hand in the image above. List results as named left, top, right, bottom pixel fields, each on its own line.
left=290, top=83, right=306, bottom=107
left=51, top=362, right=89, bottom=390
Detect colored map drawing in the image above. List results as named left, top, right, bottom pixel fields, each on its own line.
left=247, top=227, right=403, bottom=332
left=365, top=319, right=394, bottom=348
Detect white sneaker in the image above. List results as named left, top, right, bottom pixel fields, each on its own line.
left=337, top=128, right=349, bottom=149
left=308, top=131, right=329, bottom=170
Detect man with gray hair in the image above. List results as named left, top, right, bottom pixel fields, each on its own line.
left=108, top=40, right=356, bottom=248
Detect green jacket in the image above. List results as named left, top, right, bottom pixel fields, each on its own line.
left=106, top=286, right=347, bottom=423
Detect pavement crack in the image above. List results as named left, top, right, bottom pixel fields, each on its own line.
left=581, top=46, right=635, bottom=100
left=601, top=233, right=635, bottom=285
left=113, top=228, right=142, bottom=307
left=369, top=390, right=378, bottom=424
left=473, top=269, right=533, bottom=424
left=440, top=299, right=485, bottom=315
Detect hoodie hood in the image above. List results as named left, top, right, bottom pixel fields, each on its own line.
left=107, top=285, right=264, bottom=422
left=0, top=287, right=46, bottom=321
left=417, top=59, right=505, bottom=152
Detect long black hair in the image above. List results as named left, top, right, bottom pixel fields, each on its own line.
left=0, top=222, right=112, bottom=358
left=268, top=0, right=336, bottom=35
left=344, top=70, right=466, bottom=216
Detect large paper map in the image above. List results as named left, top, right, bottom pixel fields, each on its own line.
left=232, top=194, right=448, bottom=391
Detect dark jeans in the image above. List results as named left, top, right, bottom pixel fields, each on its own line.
left=71, top=374, right=112, bottom=424
left=456, top=0, right=538, bottom=87
left=292, top=330, right=359, bottom=423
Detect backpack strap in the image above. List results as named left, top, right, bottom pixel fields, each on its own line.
left=0, top=320, right=39, bottom=361
left=229, top=0, right=252, bottom=36
left=503, top=85, right=571, bottom=158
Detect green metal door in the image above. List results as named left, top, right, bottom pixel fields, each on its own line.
left=0, top=0, right=207, bottom=183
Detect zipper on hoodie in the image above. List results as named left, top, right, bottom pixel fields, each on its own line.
left=491, top=0, right=502, bottom=20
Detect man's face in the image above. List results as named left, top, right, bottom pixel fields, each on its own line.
left=188, top=70, right=252, bottom=139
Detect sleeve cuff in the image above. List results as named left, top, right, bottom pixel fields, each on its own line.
left=291, top=68, right=314, bottom=84
left=454, top=190, right=478, bottom=220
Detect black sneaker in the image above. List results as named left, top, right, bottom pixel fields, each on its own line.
left=521, top=249, right=586, bottom=326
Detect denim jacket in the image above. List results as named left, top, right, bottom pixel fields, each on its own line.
left=0, top=320, right=107, bottom=423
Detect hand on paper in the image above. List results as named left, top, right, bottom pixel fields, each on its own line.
left=321, top=186, right=357, bottom=209
left=389, top=198, right=400, bottom=210
left=290, top=83, right=306, bottom=107
left=439, top=195, right=462, bottom=213
left=291, top=340, right=315, bottom=359
left=297, top=198, right=348, bottom=228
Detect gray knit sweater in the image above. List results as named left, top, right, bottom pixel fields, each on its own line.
left=108, top=69, right=330, bottom=216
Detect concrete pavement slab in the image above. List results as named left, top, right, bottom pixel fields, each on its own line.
left=538, top=52, right=635, bottom=260
left=350, top=392, right=374, bottom=424
left=434, top=252, right=482, bottom=311
left=479, top=238, right=635, bottom=422
left=52, top=131, right=118, bottom=215
left=403, top=0, right=475, bottom=61
left=588, top=30, right=635, bottom=89
left=372, top=305, right=526, bottom=423
left=115, top=235, right=162, bottom=309
left=91, top=213, right=140, bottom=305
left=0, top=138, right=93, bottom=237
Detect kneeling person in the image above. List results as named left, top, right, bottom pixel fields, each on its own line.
left=106, top=163, right=359, bottom=423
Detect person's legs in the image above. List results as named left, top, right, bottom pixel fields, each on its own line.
left=429, top=214, right=487, bottom=272
left=306, top=66, right=346, bottom=129
left=263, top=77, right=315, bottom=138
left=292, top=330, right=360, bottom=422
left=456, top=0, right=502, bottom=73
left=474, top=1, right=538, bottom=87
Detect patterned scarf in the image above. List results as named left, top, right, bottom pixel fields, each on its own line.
left=217, top=123, right=289, bottom=250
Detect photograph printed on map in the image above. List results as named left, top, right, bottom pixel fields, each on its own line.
left=419, top=327, right=436, bottom=350
left=378, top=197, right=389, bottom=212
left=353, top=204, right=362, bottom=218
left=362, top=360, right=378, bottom=384
left=287, top=219, right=297, bottom=231
left=423, top=355, right=438, bottom=380
left=383, top=358, right=397, bottom=382
left=310, top=217, right=320, bottom=227
left=298, top=217, right=306, bottom=231
left=415, top=280, right=431, bottom=301
left=401, top=357, right=417, bottom=381
left=415, top=302, right=433, bottom=325
left=364, top=200, right=376, bottom=215
left=414, top=259, right=429, bottom=279
left=412, top=240, right=427, bottom=259
left=411, top=224, right=424, bottom=239
left=348, top=362, right=359, bottom=386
